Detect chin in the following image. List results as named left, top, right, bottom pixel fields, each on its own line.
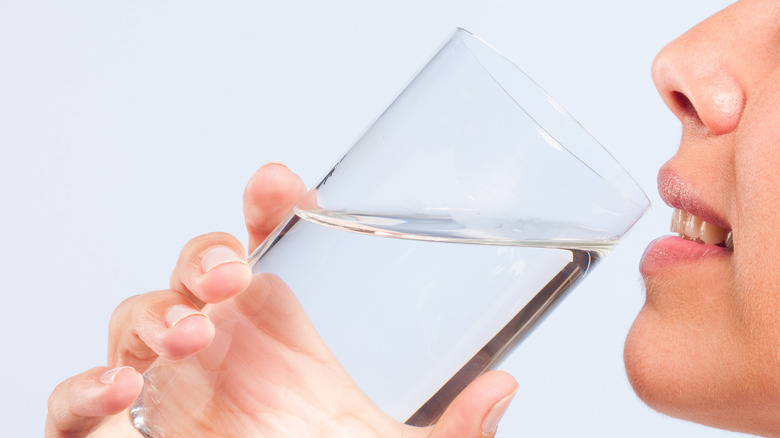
left=624, top=296, right=780, bottom=437
left=624, top=306, right=697, bottom=418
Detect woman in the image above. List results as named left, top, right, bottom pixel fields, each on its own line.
left=625, top=0, right=780, bottom=433
left=46, top=0, right=778, bottom=435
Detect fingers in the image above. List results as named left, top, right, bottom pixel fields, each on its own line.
left=166, top=163, right=305, bottom=306
left=46, top=366, right=143, bottom=438
left=428, top=370, right=518, bottom=438
left=170, top=232, right=253, bottom=307
left=110, top=181, right=298, bottom=371
left=243, top=163, right=307, bottom=252
left=108, top=290, right=215, bottom=371
left=105, top=232, right=250, bottom=372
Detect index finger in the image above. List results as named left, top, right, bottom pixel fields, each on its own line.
left=169, top=232, right=252, bottom=306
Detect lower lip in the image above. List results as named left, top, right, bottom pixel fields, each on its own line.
left=640, top=235, right=730, bottom=276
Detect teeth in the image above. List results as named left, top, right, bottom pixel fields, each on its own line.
left=700, top=220, right=727, bottom=245
left=685, top=214, right=702, bottom=238
left=670, top=209, right=684, bottom=235
left=670, top=208, right=733, bottom=249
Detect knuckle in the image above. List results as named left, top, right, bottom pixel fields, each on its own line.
left=183, top=232, right=241, bottom=253
left=46, top=382, right=62, bottom=415
left=108, top=294, right=142, bottom=334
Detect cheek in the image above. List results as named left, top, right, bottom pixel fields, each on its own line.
left=735, top=75, right=780, bottom=237
left=733, top=78, right=780, bottom=338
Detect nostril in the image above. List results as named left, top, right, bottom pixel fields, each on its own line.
left=671, top=91, right=701, bottom=124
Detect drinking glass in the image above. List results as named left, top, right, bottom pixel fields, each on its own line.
left=131, top=28, right=649, bottom=435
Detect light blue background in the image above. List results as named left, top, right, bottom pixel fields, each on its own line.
left=1, top=0, right=750, bottom=436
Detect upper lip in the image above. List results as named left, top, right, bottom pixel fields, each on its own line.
left=657, top=163, right=731, bottom=231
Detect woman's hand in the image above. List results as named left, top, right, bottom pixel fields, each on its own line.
left=45, top=163, right=517, bottom=437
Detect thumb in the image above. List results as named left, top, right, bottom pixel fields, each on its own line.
left=428, top=371, right=518, bottom=438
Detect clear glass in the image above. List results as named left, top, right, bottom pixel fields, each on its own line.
left=131, top=28, right=649, bottom=435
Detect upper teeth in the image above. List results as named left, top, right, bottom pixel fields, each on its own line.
left=670, top=208, right=733, bottom=249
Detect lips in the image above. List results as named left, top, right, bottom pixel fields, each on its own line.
left=657, top=165, right=730, bottom=229
left=640, top=164, right=733, bottom=276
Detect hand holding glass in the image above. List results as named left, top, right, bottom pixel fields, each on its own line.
left=131, top=29, right=649, bottom=436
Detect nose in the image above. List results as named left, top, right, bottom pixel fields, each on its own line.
left=651, top=7, right=746, bottom=136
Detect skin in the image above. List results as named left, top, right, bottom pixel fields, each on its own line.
left=45, top=163, right=518, bottom=438
left=49, top=0, right=780, bottom=435
left=625, top=0, right=780, bottom=435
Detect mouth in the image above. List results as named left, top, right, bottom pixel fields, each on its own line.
left=641, top=164, right=733, bottom=276
left=670, top=208, right=733, bottom=250
left=640, top=210, right=732, bottom=276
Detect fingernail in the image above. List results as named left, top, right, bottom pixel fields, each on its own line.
left=260, top=162, right=288, bottom=170
left=481, top=389, right=517, bottom=435
left=201, top=246, right=247, bottom=273
left=100, top=366, right=135, bottom=385
left=165, top=304, right=208, bottom=328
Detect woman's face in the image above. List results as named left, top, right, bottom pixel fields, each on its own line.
left=625, top=0, right=780, bottom=434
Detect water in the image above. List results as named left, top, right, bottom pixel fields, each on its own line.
left=249, top=208, right=612, bottom=425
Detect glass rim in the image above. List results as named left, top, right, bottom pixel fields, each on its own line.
left=451, top=27, right=650, bottom=216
